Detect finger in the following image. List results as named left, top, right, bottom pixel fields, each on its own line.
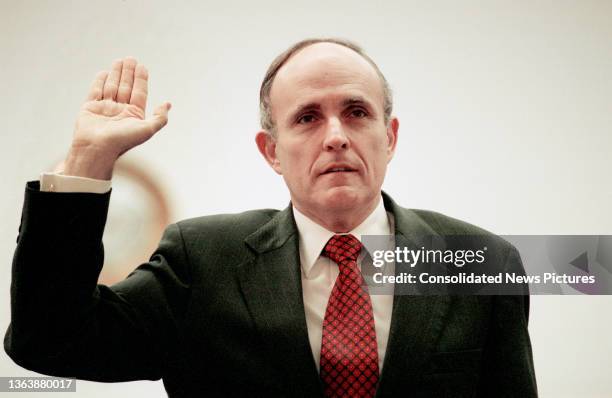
left=86, top=71, right=108, bottom=101
left=102, top=59, right=123, bottom=100
left=129, top=64, right=149, bottom=111
left=116, top=57, right=137, bottom=103
left=147, top=102, right=172, bottom=134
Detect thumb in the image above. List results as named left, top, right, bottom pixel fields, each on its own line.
left=148, top=102, right=172, bottom=134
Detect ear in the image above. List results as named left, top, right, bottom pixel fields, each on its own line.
left=255, top=130, right=282, bottom=175
left=385, top=117, right=399, bottom=163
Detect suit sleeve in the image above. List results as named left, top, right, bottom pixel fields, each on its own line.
left=4, top=181, right=191, bottom=382
left=477, top=246, right=538, bottom=397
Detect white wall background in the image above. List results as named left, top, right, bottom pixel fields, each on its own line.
left=1, top=0, right=611, bottom=396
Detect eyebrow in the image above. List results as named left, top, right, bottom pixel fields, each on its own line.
left=286, top=96, right=375, bottom=125
left=341, top=97, right=371, bottom=107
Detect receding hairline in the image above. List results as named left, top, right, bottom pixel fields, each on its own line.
left=273, top=41, right=382, bottom=83
left=271, top=44, right=385, bottom=126
left=259, top=37, right=393, bottom=135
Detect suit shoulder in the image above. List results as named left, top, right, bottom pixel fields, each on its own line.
left=175, top=208, right=279, bottom=240
left=408, top=208, right=492, bottom=235
left=406, top=208, right=515, bottom=251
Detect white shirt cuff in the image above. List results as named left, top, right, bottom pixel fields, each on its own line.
left=40, top=172, right=112, bottom=194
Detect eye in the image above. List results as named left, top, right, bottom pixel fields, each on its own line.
left=349, top=108, right=368, bottom=118
left=297, top=114, right=317, bottom=124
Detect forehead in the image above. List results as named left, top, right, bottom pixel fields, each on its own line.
left=269, top=43, right=385, bottom=121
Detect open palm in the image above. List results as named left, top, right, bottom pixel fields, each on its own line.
left=72, top=57, right=170, bottom=158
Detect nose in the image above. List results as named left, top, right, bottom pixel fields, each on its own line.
left=323, top=117, right=350, bottom=151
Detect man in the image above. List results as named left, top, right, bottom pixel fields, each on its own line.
left=5, top=38, right=537, bottom=397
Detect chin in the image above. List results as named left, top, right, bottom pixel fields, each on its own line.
left=318, top=186, right=364, bottom=210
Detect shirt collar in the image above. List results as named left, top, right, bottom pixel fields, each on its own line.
left=292, top=195, right=392, bottom=277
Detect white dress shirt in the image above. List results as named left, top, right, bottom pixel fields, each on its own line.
left=40, top=172, right=112, bottom=193
left=40, top=173, right=395, bottom=372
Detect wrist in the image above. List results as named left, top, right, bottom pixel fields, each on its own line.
left=63, top=144, right=117, bottom=180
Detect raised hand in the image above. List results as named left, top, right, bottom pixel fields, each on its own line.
left=63, top=57, right=171, bottom=180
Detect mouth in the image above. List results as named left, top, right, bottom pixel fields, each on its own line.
left=320, top=165, right=359, bottom=176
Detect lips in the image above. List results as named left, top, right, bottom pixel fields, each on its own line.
left=320, top=164, right=358, bottom=175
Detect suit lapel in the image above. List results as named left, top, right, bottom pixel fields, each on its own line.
left=238, top=205, right=323, bottom=396
left=375, top=193, right=452, bottom=397
left=235, top=193, right=451, bottom=397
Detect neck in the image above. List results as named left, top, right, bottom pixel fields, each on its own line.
left=293, top=194, right=381, bottom=233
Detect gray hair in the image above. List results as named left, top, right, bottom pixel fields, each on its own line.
left=259, top=37, right=393, bottom=136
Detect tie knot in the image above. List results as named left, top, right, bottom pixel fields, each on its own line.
left=323, top=234, right=363, bottom=265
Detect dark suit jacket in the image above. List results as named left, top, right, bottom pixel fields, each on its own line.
left=5, top=182, right=537, bottom=397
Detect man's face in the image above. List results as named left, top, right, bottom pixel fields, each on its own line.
left=257, top=42, right=398, bottom=221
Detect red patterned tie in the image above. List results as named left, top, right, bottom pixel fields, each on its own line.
left=320, top=234, right=379, bottom=398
